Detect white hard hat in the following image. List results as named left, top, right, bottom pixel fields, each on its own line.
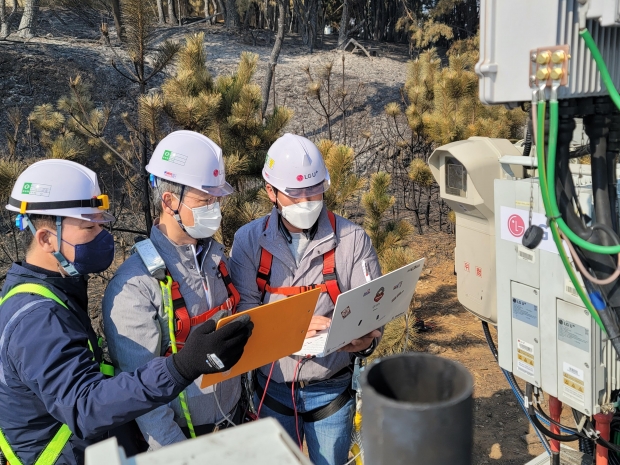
left=146, top=130, right=234, bottom=197
left=262, top=133, right=330, bottom=198
left=6, top=159, right=114, bottom=223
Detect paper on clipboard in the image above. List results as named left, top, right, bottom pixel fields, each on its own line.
left=200, top=288, right=320, bottom=388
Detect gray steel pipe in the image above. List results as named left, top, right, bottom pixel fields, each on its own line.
left=360, top=352, right=474, bottom=465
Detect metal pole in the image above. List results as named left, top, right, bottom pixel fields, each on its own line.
left=361, top=352, right=474, bottom=465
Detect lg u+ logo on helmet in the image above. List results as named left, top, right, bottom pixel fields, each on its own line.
left=296, top=171, right=319, bottom=182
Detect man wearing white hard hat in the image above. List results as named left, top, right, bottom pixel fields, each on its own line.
left=102, top=130, right=247, bottom=450
left=0, top=159, right=252, bottom=465
left=229, top=133, right=382, bottom=465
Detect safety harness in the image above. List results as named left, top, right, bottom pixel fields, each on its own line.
left=254, top=211, right=356, bottom=421
left=0, top=283, right=114, bottom=465
left=162, top=261, right=239, bottom=356
left=134, top=238, right=239, bottom=438
left=256, top=211, right=342, bottom=304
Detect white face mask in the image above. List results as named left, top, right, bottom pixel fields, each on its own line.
left=183, top=202, right=222, bottom=239
left=279, top=200, right=323, bottom=229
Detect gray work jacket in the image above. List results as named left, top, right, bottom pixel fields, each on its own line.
left=229, top=207, right=381, bottom=384
left=102, top=225, right=240, bottom=450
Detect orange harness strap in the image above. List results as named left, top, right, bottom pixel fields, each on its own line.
left=165, top=261, right=239, bottom=355
left=256, top=211, right=342, bottom=304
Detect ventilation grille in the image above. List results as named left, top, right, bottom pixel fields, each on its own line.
left=558, top=0, right=620, bottom=99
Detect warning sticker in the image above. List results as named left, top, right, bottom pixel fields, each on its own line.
left=517, top=245, right=536, bottom=264
left=516, top=339, right=535, bottom=377
left=558, top=318, right=589, bottom=352
left=562, top=362, right=585, bottom=403
left=512, top=298, right=538, bottom=327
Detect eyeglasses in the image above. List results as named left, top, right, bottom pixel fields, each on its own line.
left=283, top=180, right=330, bottom=199
left=181, top=194, right=219, bottom=206
left=172, top=193, right=224, bottom=211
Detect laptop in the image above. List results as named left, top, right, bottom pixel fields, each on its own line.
left=294, top=258, right=425, bottom=357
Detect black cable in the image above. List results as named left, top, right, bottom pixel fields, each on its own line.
left=481, top=321, right=527, bottom=399
left=533, top=404, right=579, bottom=434
left=574, top=409, right=596, bottom=457
left=525, top=383, right=583, bottom=443
left=587, top=113, right=614, bottom=246
left=523, top=124, right=532, bottom=158
left=597, top=435, right=620, bottom=455
left=481, top=321, right=498, bottom=361
left=528, top=413, right=582, bottom=442
left=592, top=223, right=620, bottom=245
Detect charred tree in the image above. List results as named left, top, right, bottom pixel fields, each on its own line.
left=0, top=0, right=8, bottom=39
left=17, top=0, right=39, bottom=39
left=224, top=0, right=240, bottom=28
left=157, top=0, right=166, bottom=24
left=261, top=0, right=287, bottom=116
left=167, top=0, right=177, bottom=25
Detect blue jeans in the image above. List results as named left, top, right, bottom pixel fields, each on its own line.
left=255, top=372, right=355, bottom=465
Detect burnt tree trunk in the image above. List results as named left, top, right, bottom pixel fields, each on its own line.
left=294, top=0, right=318, bottom=52
left=308, top=0, right=318, bottom=52
left=17, top=0, right=38, bottom=39
left=224, top=0, right=240, bottom=28
left=212, top=0, right=224, bottom=23
left=0, top=0, right=8, bottom=39
left=167, top=0, right=177, bottom=25
left=337, top=0, right=348, bottom=46
left=157, top=0, right=166, bottom=24
left=109, top=0, right=123, bottom=41
left=261, top=0, right=286, bottom=116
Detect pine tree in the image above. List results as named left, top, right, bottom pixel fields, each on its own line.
left=362, top=171, right=418, bottom=357
left=162, top=32, right=291, bottom=179
left=362, top=171, right=416, bottom=273
left=403, top=36, right=526, bottom=146
left=101, top=0, right=181, bottom=231
left=317, top=139, right=365, bottom=217
left=158, top=32, right=292, bottom=247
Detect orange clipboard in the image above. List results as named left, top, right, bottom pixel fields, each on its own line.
left=200, top=288, right=320, bottom=388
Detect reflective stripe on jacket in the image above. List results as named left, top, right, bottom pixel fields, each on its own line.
left=102, top=226, right=241, bottom=450
left=229, top=207, right=382, bottom=383
left=0, top=263, right=189, bottom=465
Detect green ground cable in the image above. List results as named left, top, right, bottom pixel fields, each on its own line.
left=537, top=99, right=606, bottom=332
left=546, top=100, right=620, bottom=254
left=535, top=29, right=620, bottom=254
left=580, top=28, right=620, bottom=112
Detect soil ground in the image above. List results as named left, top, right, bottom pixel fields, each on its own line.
left=409, top=232, right=583, bottom=464
left=0, top=11, right=579, bottom=465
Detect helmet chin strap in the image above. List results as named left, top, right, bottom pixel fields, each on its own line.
left=170, top=185, right=188, bottom=234
left=22, top=214, right=79, bottom=276
left=50, top=216, right=79, bottom=276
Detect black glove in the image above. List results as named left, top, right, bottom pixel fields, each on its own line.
left=172, top=314, right=254, bottom=380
